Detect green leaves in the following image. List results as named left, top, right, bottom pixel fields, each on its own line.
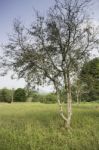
left=80, top=58, right=99, bottom=101
left=14, top=88, right=26, bottom=102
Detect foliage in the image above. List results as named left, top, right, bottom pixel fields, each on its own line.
left=14, top=88, right=26, bottom=102
left=32, top=92, right=43, bottom=102
left=0, top=88, right=12, bottom=103
left=43, top=93, right=57, bottom=104
left=2, top=0, right=98, bottom=94
left=80, top=58, right=99, bottom=101
left=32, top=92, right=57, bottom=103
left=0, top=87, right=57, bottom=104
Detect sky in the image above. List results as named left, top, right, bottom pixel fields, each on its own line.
left=0, top=0, right=99, bottom=92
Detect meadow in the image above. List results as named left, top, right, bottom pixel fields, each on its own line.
left=0, top=102, right=99, bottom=150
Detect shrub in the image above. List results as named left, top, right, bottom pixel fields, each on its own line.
left=39, top=93, right=57, bottom=104
left=0, top=88, right=12, bottom=103
left=14, top=88, right=26, bottom=102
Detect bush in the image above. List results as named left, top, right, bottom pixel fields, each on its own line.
left=0, top=88, right=12, bottom=103
left=14, top=88, right=26, bottom=102
left=39, top=93, right=57, bottom=104
left=45, top=93, right=57, bottom=103
left=31, top=92, right=57, bottom=104
left=32, top=93, right=41, bottom=102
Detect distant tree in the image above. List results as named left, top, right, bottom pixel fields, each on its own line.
left=14, top=88, right=26, bottom=102
left=2, top=0, right=99, bottom=128
left=32, top=92, right=41, bottom=102
left=71, top=79, right=84, bottom=103
left=0, top=88, right=12, bottom=103
left=80, top=57, right=99, bottom=101
left=45, top=93, right=57, bottom=104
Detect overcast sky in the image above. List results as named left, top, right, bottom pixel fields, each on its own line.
left=0, top=0, right=99, bottom=92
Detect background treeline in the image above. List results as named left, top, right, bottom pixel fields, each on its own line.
left=0, top=88, right=57, bottom=103
left=0, top=88, right=27, bottom=103
left=0, top=58, right=99, bottom=103
left=0, top=85, right=98, bottom=104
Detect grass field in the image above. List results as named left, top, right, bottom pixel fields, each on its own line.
left=0, top=102, right=99, bottom=150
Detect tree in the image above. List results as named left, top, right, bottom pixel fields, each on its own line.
left=14, top=88, right=26, bottom=102
left=2, top=0, right=98, bottom=128
left=71, top=79, right=84, bottom=103
left=80, top=57, right=99, bottom=101
left=0, top=88, right=12, bottom=103
left=45, top=93, right=57, bottom=104
left=11, top=88, right=14, bottom=103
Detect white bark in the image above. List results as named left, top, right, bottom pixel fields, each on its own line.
left=66, top=72, right=72, bottom=128
left=54, top=79, right=72, bottom=128
left=54, top=82, right=68, bottom=123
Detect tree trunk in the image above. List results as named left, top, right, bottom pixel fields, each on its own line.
left=76, top=89, right=79, bottom=104
left=11, top=88, right=14, bottom=103
left=54, top=81, right=68, bottom=125
left=54, top=75, right=72, bottom=129
left=66, top=72, right=72, bottom=128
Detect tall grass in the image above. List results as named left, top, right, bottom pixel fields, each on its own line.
left=0, top=102, right=99, bottom=150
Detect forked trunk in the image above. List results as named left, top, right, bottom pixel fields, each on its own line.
left=54, top=82, right=68, bottom=126
left=54, top=77, right=72, bottom=129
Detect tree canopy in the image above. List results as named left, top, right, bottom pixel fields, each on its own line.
left=80, top=57, right=99, bottom=101
left=1, top=0, right=99, bottom=128
left=0, top=88, right=12, bottom=103
left=14, top=88, right=26, bottom=102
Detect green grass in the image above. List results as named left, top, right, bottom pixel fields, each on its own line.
left=0, top=102, right=99, bottom=150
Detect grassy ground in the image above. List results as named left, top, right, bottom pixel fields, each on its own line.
left=0, top=102, right=99, bottom=150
